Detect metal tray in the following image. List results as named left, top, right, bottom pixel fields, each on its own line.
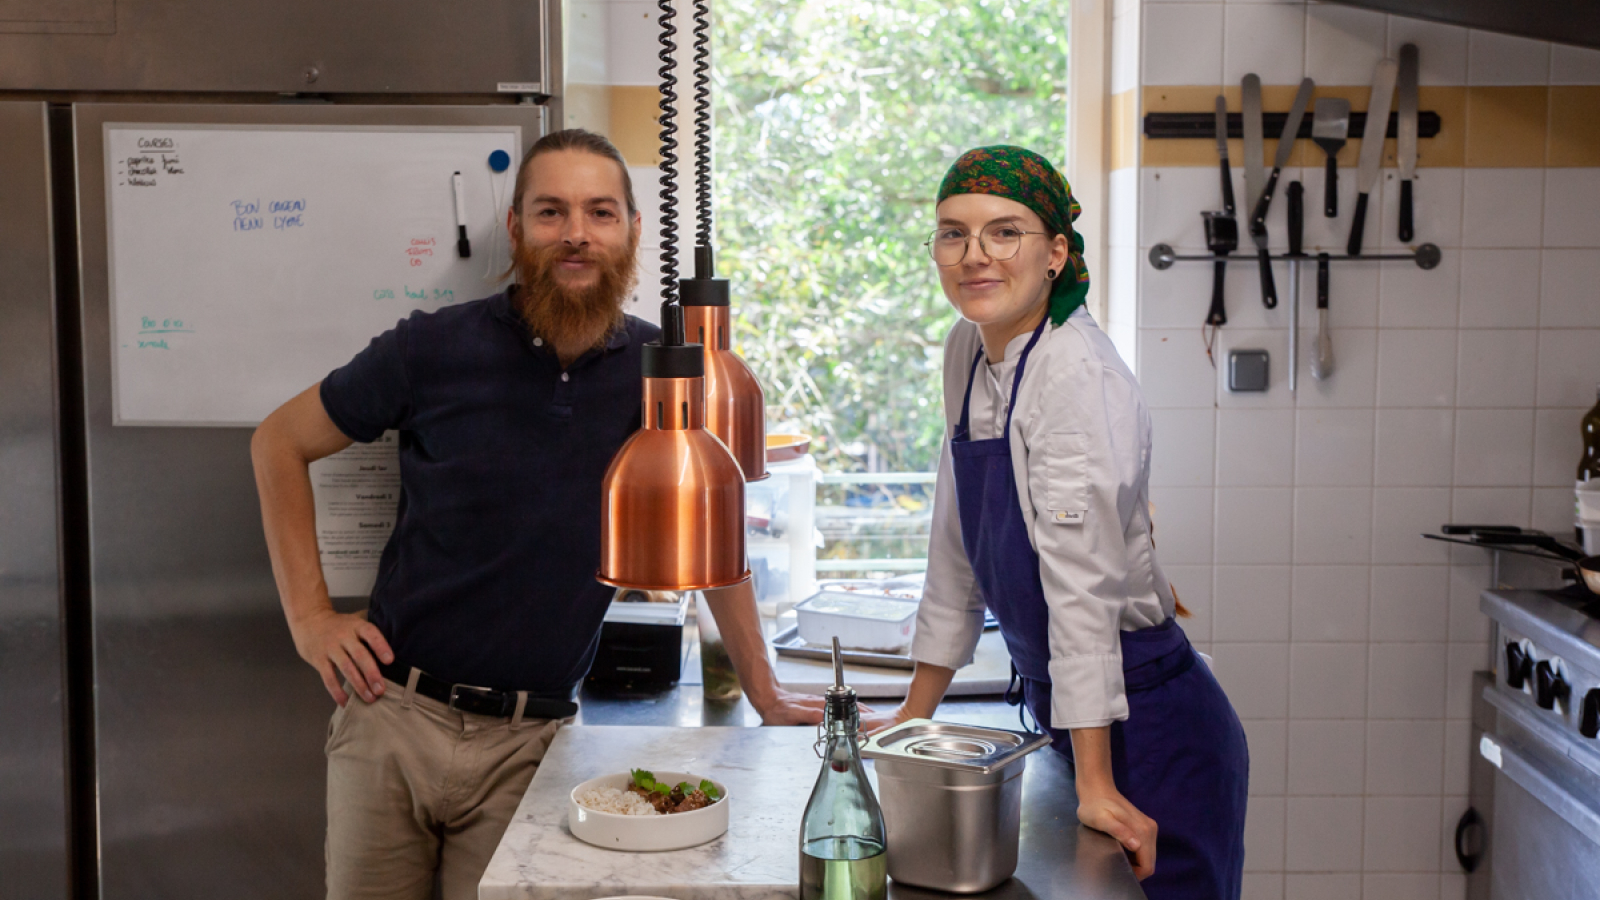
left=771, top=613, right=998, bottom=671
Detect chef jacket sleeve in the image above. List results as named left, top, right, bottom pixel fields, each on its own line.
left=318, top=316, right=415, bottom=443
left=1026, top=346, right=1145, bottom=730
left=909, top=439, right=986, bottom=670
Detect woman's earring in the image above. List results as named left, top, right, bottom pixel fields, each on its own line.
left=1047, top=268, right=1057, bottom=279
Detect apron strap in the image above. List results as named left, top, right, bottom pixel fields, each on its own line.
left=955, top=314, right=1051, bottom=440
left=954, top=348, right=985, bottom=439
left=1003, top=316, right=1050, bottom=435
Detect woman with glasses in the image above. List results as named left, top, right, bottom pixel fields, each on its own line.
left=873, top=146, right=1248, bottom=900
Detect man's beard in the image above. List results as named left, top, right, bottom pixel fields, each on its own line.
left=512, top=230, right=639, bottom=354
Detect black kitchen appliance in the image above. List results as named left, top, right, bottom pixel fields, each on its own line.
left=586, top=590, right=688, bottom=688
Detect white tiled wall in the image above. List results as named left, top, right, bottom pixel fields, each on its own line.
left=1119, top=4, right=1600, bottom=897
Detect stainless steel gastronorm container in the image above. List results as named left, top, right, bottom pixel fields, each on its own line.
left=863, top=719, right=1051, bottom=893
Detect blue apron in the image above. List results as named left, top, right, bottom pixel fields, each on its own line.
left=949, top=317, right=1249, bottom=900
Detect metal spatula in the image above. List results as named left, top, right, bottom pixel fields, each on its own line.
left=1311, top=98, right=1350, bottom=218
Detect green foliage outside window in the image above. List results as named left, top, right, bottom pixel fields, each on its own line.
left=713, top=0, right=1071, bottom=474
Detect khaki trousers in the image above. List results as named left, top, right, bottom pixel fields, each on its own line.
left=324, top=675, right=565, bottom=900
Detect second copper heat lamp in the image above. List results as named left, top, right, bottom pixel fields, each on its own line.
left=597, top=0, right=767, bottom=591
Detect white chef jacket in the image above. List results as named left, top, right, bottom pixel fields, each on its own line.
left=910, top=306, right=1175, bottom=729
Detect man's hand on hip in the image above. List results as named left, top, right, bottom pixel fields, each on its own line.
left=291, top=609, right=395, bottom=706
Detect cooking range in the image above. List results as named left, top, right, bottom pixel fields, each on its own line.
left=1478, top=583, right=1600, bottom=900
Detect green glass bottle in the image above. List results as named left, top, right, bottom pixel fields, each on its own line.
left=1580, top=383, right=1600, bottom=483
left=798, top=640, right=888, bottom=900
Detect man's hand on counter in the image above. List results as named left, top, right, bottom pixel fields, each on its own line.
left=750, top=688, right=827, bottom=725
left=290, top=608, right=395, bottom=707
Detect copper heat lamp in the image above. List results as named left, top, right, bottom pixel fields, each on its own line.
left=682, top=247, right=767, bottom=482
left=677, top=0, right=766, bottom=482
left=597, top=0, right=750, bottom=591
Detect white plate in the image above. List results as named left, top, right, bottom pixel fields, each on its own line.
left=568, top=771, right=729, bottom=852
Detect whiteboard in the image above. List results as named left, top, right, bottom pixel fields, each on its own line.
left=104, top=124, right=522, bottom=426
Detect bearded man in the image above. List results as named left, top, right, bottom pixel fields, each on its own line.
left=250, top=129, right=821, bottom=900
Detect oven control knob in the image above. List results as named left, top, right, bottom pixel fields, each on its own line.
left=1505, top=643, right=1533, bottom=690
left=1534, top=660, right=1569, bottom=710
left=1582, top=690, right=1600, bottom=739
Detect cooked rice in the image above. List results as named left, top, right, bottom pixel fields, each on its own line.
left=576, top=786, right=660, bottom=816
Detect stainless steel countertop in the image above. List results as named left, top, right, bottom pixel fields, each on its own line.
left=567, top=682, right=1146, bottom=900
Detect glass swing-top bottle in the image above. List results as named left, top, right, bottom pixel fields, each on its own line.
left=798, top=638, right=888, bottom=900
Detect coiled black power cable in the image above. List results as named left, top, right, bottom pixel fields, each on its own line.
left=657, top=0, right=681, bottom=328
left=691, top=0, right=713, bottom=272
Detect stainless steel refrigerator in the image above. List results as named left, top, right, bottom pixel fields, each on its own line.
left=0, top=3, right=562, bottom=896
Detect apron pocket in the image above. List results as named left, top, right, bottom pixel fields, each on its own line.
left=1045, top=431, right=1089, bottom=523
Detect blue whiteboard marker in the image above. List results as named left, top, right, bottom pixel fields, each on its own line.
left=452, top=171, right=471, bottom=259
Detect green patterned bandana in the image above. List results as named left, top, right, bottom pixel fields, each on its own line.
left=936, top=145, right=1089, bottom=325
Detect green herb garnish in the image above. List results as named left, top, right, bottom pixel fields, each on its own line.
left=629, top=768, right=721, bottom=802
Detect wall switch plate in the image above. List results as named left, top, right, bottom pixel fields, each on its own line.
left=1228, top=349, right=1270, bottom=392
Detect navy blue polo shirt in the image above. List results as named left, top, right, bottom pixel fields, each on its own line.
left=320, top=290, right=659, bottom=694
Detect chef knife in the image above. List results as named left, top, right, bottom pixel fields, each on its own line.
left=1215, top=94, right=1235, bottom=217
left=1241, top=75, right=1273, bottom=307
left=1397, top=43, right=1420, bottom=243
left=1346, top=58, right=1399, bottom=256
left=1311, top=98, right=1351, bottom=217
left=1205, top=95, right=1238, bottom=328
left=1248, top=77, right=1314, bottom=310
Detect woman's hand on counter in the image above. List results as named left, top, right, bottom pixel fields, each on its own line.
left=859, top=704, right=915, bottom=735
left=859, top=661, right=957, bottom=735
left=1070, top=725, right=1157, bottom=880
left=1076, top=784, right=1157, bottom=880
left=290, top=608, right=394, bottom=706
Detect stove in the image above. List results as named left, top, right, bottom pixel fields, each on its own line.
left=1477, top=585, right=1600, bottom=900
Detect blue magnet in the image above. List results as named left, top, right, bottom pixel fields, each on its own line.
left=488, top=149, right=512, bottom=173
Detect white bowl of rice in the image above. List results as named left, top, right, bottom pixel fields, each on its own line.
left=568, top=770, right=730, bottom=852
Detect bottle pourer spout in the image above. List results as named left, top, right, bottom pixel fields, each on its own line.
left=832, top=637, right=844, bottom=691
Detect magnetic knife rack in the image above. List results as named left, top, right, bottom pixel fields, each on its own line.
left=1143, top=111, right=1440, bottom=140
left=1143, top=102, right=1449, bottom=392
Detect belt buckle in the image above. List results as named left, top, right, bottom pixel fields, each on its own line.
left=447, top=682, right=498, bottom=714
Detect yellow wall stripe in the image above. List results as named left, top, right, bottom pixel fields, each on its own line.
left=608, top=86, right=664, bottom=167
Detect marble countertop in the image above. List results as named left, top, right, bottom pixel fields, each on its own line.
left=480, top=725, right=1144, bottom=900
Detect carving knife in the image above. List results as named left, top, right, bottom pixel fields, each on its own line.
left=1287, top=180, right=1304, bottom=393
left=1241, top=75, right=1266, bottom=214
left=1248, top=77, right=1314, bottom=310
left=1241, top=74, right=1270, bottom=307
left=1397, top=43, right=1420, bottom=243
left=1346, top=58, right=1399, bottom=256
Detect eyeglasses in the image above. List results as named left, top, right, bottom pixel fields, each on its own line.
left=924, top=222, right=1048, bottom=267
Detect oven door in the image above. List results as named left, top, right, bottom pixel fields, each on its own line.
left=1479, top=730, right=1600, bottom=900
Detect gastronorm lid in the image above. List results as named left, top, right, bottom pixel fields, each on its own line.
left=862, top=719, right=1050, bottom=776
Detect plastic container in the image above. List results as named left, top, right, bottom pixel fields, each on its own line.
left=1579, top=519, right=1600, bottom=556
left=694, top=592, right=742, bottom=701
left=745, top=455, right=819, bottom=617
left=794, top=590, right=917, bottom=652
left=1577, top=481, right=1600, bottom=521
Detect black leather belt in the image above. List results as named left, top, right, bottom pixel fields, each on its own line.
left=378, top=661, right=579, bottom=720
